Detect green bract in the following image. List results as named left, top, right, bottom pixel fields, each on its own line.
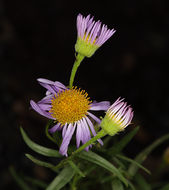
left=101, top=114, right=123, bottom=136
left=75, top=37, right=99, bottom=57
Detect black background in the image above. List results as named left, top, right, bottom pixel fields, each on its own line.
left=1, top=0, right=169, bottom=189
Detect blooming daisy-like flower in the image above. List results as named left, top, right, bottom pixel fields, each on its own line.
left=30, top=78, right=110, bottom=156
left=101, top=98, right=134, bottom=136
left=75, top=13, right=116, bottom=57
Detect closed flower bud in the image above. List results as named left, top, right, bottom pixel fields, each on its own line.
left=101, top=98, right=134, bottom=136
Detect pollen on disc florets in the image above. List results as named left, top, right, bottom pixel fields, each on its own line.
left=50, top=87, right=92, bottom=125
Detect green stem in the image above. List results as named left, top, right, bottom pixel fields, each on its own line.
left=45, top=120, right=57, bottom=144
left=70, top=174, right=80, bottom=190
left=69, top=54, right=85, bottom=88
left=72, top=129, right=107, bottom=155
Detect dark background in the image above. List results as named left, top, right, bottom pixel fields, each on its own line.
left=1, top=0, right=169, bottom=189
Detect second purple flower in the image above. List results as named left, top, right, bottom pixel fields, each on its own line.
left=75, top=13, right=116, bottom=57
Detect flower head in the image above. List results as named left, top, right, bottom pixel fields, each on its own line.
left=101, top=98, right=134, bottom=136
left=75, top=13, right=116, bottom=57
left=30, top=78, right=110, bottom=156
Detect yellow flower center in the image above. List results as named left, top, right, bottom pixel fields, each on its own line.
left=50, top=87, right=92, bottom=125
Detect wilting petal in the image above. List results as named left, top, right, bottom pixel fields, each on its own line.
left=38, top=104, right=52, bottom=111
left=30, top=100, right=53, bottom=119
left=37, top=78, right=67, bottom=94
left=37, top=78, right=67, bottom=90
left=37, top=78, right=55, bottom=85
left=38, top=83, right=56, bottom=94
left=38, top=95, right=53, bottom=104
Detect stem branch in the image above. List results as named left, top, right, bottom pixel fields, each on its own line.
left=53, top=130, right=107, bottom=170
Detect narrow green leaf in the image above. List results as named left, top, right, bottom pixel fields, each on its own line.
left=77, top=151, right=128, bottom=187
left=112, top=178, right=124, bottom=190
left=116, top=154, right=151, bottom=175
left=70, top=174, right=81, bottom=190
left=46, top=165, right=75, bottom=190
left=9, top=166, right=31, bottom=190
left=25, top=154, right=58, bottom=172
left=159, top=184, right=169, bottom=190
left=68, top=160, right=85, bottom=177
left=109, top=126, right=139, bottom=155
left=20, top=127, right=61, bottom=157
left=128, top=133, right=169, bottom=177
left=134, top=173, right=151, bottom=190
left=112, top=157, right=126, bottom=169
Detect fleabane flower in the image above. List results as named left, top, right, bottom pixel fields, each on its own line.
left=75, top=13, right=116, bottom=57
left=101, top=98, right=134, bottom=136
left=30, top=78, right=110, bottom=156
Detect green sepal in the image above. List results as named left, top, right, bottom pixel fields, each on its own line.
left=100, top=115, right=122, bottom=136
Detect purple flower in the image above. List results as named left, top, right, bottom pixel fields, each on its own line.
left=101, top=98, right=134, bottom=136
left=75, top=13, right=116, bottom=57
left=30, top=78, right=110, bottom=156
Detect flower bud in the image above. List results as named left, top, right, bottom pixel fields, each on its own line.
left=101, top=98, right=134, bottom=136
